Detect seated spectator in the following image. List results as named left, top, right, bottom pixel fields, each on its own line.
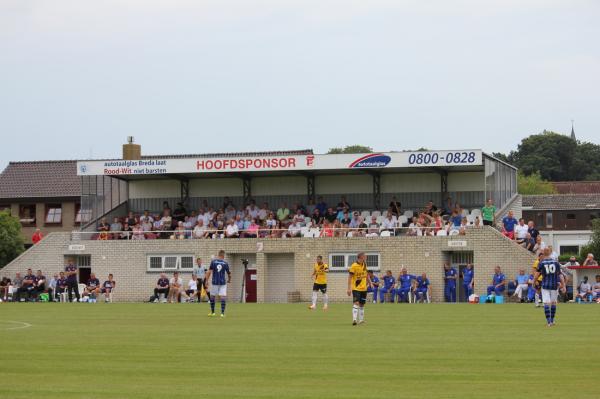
left=276, top=203, right=291, bottom=224
left=522, top=233, right=535, bottom=252
left=514, top=219, right=529, bottom=244
left=168, top=272, right=183, bottom=303
left=389, top=196, right=401, bottom=216
left=423, top=200, right=437, bottom=217
left=407, top=217, right=421, bottom=236
left=473, top=217, right=481, bottom=228
left=367, top=270, right=379, bottom=303
left=395, top=267, right=416, bottom=303
left=443, top=196, right=454, bottom=216
left=0, top=276, right=11, bottom=301
left=125, top=211, right=137, bottom=227
left=225, top=219, right=240, bottom=238
left=32, top=228, right=44, bottom=245
left=101, top=274, right=116, bottom=302
left=11, top=272, right=23, bottom=301
left=305, top=198, right=316, bottom=216
left=324, top=208, right=337, bottom=223
left=258, top=202, right=269, bottom=221
left=110, top=217, right=122, bottom=240
left=245, top=218, right=260, bottom=238
left=577, top=276, right=592, bottom=302
left=449, top=210, right=462, bottom=229
left=512, top=269, right=529, bottom=302
left=562, top=256, right=580, bottom=267
left=265, top=213, right=277, bottom=229
left=366, top=216, right=380, bottom=237
left=332, top=219, right=345, bottom=238
left=316, top=196, right=328, bottom=215
left=34, top=270, right=47, bottom=299
left=458, top=217, right=468, bottom=236
left=487, top=266, right=506, bottom=296
left=527, top=220, right=540, bottom=240
left=547, top=245, right=558, bottom=261
left=247, top=202, right=260, bottom=220
left=224, top=205, right=236, bottom=221
left=172, top=221, right=186, bottom=240
left=320, top=220, right=334, bottom=238
left=583, top=253, right=598, bottom=266
left=55, top=272, right=67, bottom=301
left=336, top=195, right=351, bottom=213
left=592, top=275, right=600, bottom=301
left=379, top=270, right=396, bottom=303
left=234, top=214, right=244, bottom=231
left=414, top=273, right=431, bottom=303
left=287, top=218, right=303, bottom=237
left=47, top=273, right=58, bottom=302
left=132, top=223, right=145, bottom=240
left=160, top=209, right=173, bottom=231
left=84, top=273, right=101, bottom=301
left=182, top=274, right=198, bottom=302
left=381, top=212, right=397, bottom=234
left=311, top=209, right=324, bottom=226
left=222, top=196, right=233, bottom=210
left=151, top=273, right=170, bottom=303
left=339, top=211, right=351, bottom=226
left=16, top=269, right=36, bottom=302
left=349, top=212, right=361, bottom=229
left=353, top=216, right=368, bottom=237
left=120, top=222, right=132, bottom=240
left=139, top=210, right=154, bottom=225
left=532, top=235, right=546, bottom=256
left=97, top=217, right=110, bottom=240
left=193, top=219, right=208, bottom=239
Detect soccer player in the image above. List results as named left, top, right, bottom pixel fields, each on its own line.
left=487, top=266, right=506, bottom=296
left=206, top=250, right=231, bottom=317
left=193, top=257, right=209, bottom=302
left=461, top=263, right=474, bottom=301
left=415, top=273, right=431, bottom=303
left=534, top=248, right=565, bottom=327
left=443, top=263, right=457, bottom=302
left=379, top=270, right=396, bottom=303
left=367, top=270, right=379, bottom=303
left=395, top=267, right=415, bottom=303
left=64, top=260, right=80, bottom=302
left=309, top=255, right=329, bottom=310
left=347, top=252, right=371, bottom=325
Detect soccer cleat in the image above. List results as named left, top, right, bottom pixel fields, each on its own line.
left=352, top=320, right=357, bottom=326
left=322, top=304, right=328, bottom=311
left=308, top=304, right=315, bottom=310
left=358, top=320, right=365, bottom=325
left=208, top=313, right=216, bottom=317
left=220, top=314, right=225, bottom=318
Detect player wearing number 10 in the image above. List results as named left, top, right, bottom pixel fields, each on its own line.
left=534, top=248, right=565, bottom=327
left=206, top=250, right=231, bottom=317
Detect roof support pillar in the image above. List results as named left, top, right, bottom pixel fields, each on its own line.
left=242, top=176, right=252, bottom=206
left=306, top=174, right=315, bottom=204
left=440, top=170, right=448, bottom=204
left=372, top=172, right=381, bottom=211
left=180, top=178, right=190, bottom=208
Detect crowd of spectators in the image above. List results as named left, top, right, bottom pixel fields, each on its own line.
left=94, top=195, right=488, bottom=240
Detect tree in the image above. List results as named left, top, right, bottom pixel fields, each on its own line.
left=580, top=218, right=600, bottom=261
left=517, top=172, right=557, bottom=195
left=0, top=209, right=25, bottom=268
left=327, top=145, right=373, bottom=154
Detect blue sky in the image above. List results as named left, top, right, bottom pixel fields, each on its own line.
left=1, top=0, right=598, bottom=170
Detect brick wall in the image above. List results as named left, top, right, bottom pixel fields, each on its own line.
left=1, top=227, right=535, bottom=303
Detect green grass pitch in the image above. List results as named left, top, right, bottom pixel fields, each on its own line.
left=1, top=302, right=598, bottom=399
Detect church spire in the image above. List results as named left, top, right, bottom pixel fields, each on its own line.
left=570, top=119, right=576, bottom=140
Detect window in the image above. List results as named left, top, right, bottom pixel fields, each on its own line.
left=0, top=204, right=10, bottom=213
left=45, top=204, right=62, bottom=225
left=559, top=246, right=579, bottom=256
left=75, top=204, right=91, bottom=225
left=328, top=253, right=380, bottom=271
left=19, top=204, right=36, bottom=226
left=566, top=213, right=576, bottom=220
left=147, top=254, right=195, bottom=271
left=545, top=212, right=553, bottom=228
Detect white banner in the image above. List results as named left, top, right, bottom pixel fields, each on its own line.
left=77, top=150, right=482, bottom=176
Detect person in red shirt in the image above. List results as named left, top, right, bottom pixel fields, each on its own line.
left=32, top=229, right=43, bottom=245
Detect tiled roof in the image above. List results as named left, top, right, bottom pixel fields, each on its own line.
left=522, top=194, right=600, bottom=210
left=0, top=161, right=80, bottom=200
left=552, top=181, right=600, bottom=194
left=141, top=149, right=314, bottom=159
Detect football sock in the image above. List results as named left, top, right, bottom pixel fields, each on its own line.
left=210, top=298, right=215, bottom=313
left=323, top=293, right=328, bottom=306
left=358, top=307, right=364, bottom=322
left=311, top=291, right=317, bottom=306
left=544, top=305, right=551, bottom=323
left=221, top=299, right=226, bottom=314
left=550, top=305, right=556, bottom=322
left=352, top=305, right=358, bottom=321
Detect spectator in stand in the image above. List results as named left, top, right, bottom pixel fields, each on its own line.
left=140, top=210, right=154, bottom=226
left=97, top=217, right=110, bottom=240
left=487, top=266, right=506, bottom=296
left=513, top=269, right=529, bottom=302
left=316, top=196, right=327, bottom=216
left=245, top=219, right=260, bottom=238
left=160, top=209, right=173, bottom=231
left=83, top=273, right=101, bottom=301
left=583, top=253, right=598, bottom=266
left=332, top=219, right=344, bottom=238
left=101, top=274, right=116, bottom=302
left=337, top=196, right=351, bottom=213
left=173, top=202, right=187, bottom=223
left=340, top=211, right=351, bottom=227
left=353, top=216, right=367, bottom=237
left=547, top=245, right=558, bottom=261
left=527, top=221, right=540, bottom=241
left=461, top=263, right=474, bottom=300
left=379, top=270, right=396, bottom=303
left=32, top=228, right=44, bottom=245
left=152, top=273, right=170, bottom=303
left=381, top=212, right=397, bottom=235
left=450, top=210, right=462, bottom=230
left=576, top=276, right=592, bottom=302
left=65, top=260, right=80, bottom=302
left=367, top=270, right=379, bottom=303
left=277, top=203, right=291, bottom=225
left=562, top=256, right=580, bottom=267
left=225, top=205, right=236, bottom=221
left=305, top=198, right=316, bottom=216
left=233, top=214, right=244, bottom=231
left=193, top=219, right=208, bottom=239
left=501, top=211, right=518, bottom=239
left=442, top=196, right=454, bottom=216
left=408, top=217, right=421, bottom=236
left=523, top=233, right=536, bottom=252
left=311, top=209, right=324, bottom=226
left=532, top=235, right=546, bottom=256
left=592, top=275, right=600, bottom=301
left=349, top=212, right=361, bottom=229
left=324, top=208, right=337, bottom=224
left=366, top=216, right=380, bottom=237
left=258, top=202, right=269, bottom=222
left=125, top=211, right=137, bottom=227
left=270, top=220, right=284, bottom=238
left=389, top=196, right=401, bottom=216
left=120, top=222, right=132, bottom=240
left=424, top=200, right=438, bottom=217
left=473, top=217, right=481, bottom=228
left=265, top=213, right=277, bottom=230
left=110, top=217, right=122, bottom=240
left=132, top=222, right=145, bottom=240
left=168, top=272, right=183, bottom=303
left=514, top=219, right=529, bottom=244
left=247, top=202, right=260, bottom=220
left=458, top=217, right=468, bottom=236
left=287, top=218, right=303, bottom=237
left=481, top=199, right=496, bottom=226
left=225, top=219, right=239, bottom=238
left=320, top=220, right=334, bottom=238
left=222, top=197, right=233, bottom=210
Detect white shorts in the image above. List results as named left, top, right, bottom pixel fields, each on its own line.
left=209, top=284, right=227, bottom=297
left=541, top=289, right=558, bottom=303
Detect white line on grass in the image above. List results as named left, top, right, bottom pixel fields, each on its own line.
left=3, top=321, right=33, bottom=330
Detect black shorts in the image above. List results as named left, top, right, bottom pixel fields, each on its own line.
left=197, top=278, right=207, bottom=289
left=483, top=220, right=493, bottom=226
left=312, top=283, right=327, bottom=294
left=352, top=290, right=367, bottom=305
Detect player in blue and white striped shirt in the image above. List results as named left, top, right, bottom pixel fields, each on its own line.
left=534, top=248, right=565, bottom=327
left=205, top=250, right=231, bottom=317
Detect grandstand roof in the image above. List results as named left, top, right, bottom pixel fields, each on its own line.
left=0, top=160, right=80, bottom=200
left=522, top=194, right=600, bottom=210
left=142, top=149, right=314, bottom=159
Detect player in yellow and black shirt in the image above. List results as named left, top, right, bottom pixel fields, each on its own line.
left=347, top=252, right=372, bottom=325
left=309, top=255, right=329, bottom=310
left=531, top=253, right=544, bottom=307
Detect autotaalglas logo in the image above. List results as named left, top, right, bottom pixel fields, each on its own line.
left=348, top=153, right=391, bottom=168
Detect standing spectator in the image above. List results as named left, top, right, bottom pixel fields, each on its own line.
left=461, top=264, right=474, bottom=300
left=97, top=217, right=110, bottom=240
left=487, top=266, right=506, bottom=296
left=481, top=199, right=496, bottom=226
left=110, top=217, right=122, bottom=240
left=501, top=211, right=518, bottom=239
left=64, top=260, right=80, bottom=302
left=173, top=202, right=187, bottom=223
left=31, top=229, right=44, bottom=245
left=276, top=203, right=290, bottom=224
left=513, top=269, right=529, bottom=302
left=389, top=196, right=402, bottom=216
left=583, top=253, right=598, bottom=266
left=336, top=196, right=351, bottom=213
left=514, top=219, right=529, bottom=244
left=316, top=196, right=328, bottom=216
left=443, top=263, right=458, bottom=303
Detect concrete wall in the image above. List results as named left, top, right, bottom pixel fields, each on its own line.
left=1, top=227, right=535, bottom=303
left=9, top=201, right=77, bottom=245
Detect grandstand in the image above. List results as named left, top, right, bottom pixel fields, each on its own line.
left=2, top=145, right=530, bottom=303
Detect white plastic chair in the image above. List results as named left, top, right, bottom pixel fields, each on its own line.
left=300, top=227, right=309, bottom=236
left=449, top=229, right=460, bottom=236
left=380, top=230, right=391, bottom=237
left=346, top=231, right=353, bottom=238
left=360, top=211, right=370, bottom=219
left=461, top=209, right=469, bottom=217
left=403, top=210, right=413, bottom=218
left=376, top=216, right=384, bottom=224
left=371, top=211, right=381, bottom=218
left=436, top=230, right=447, bottom=236
left=470, top=209, right=481, bottom=217
left=398, top=215, right=408, bottom=225
left=466, top=215, right=476, bottom=224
